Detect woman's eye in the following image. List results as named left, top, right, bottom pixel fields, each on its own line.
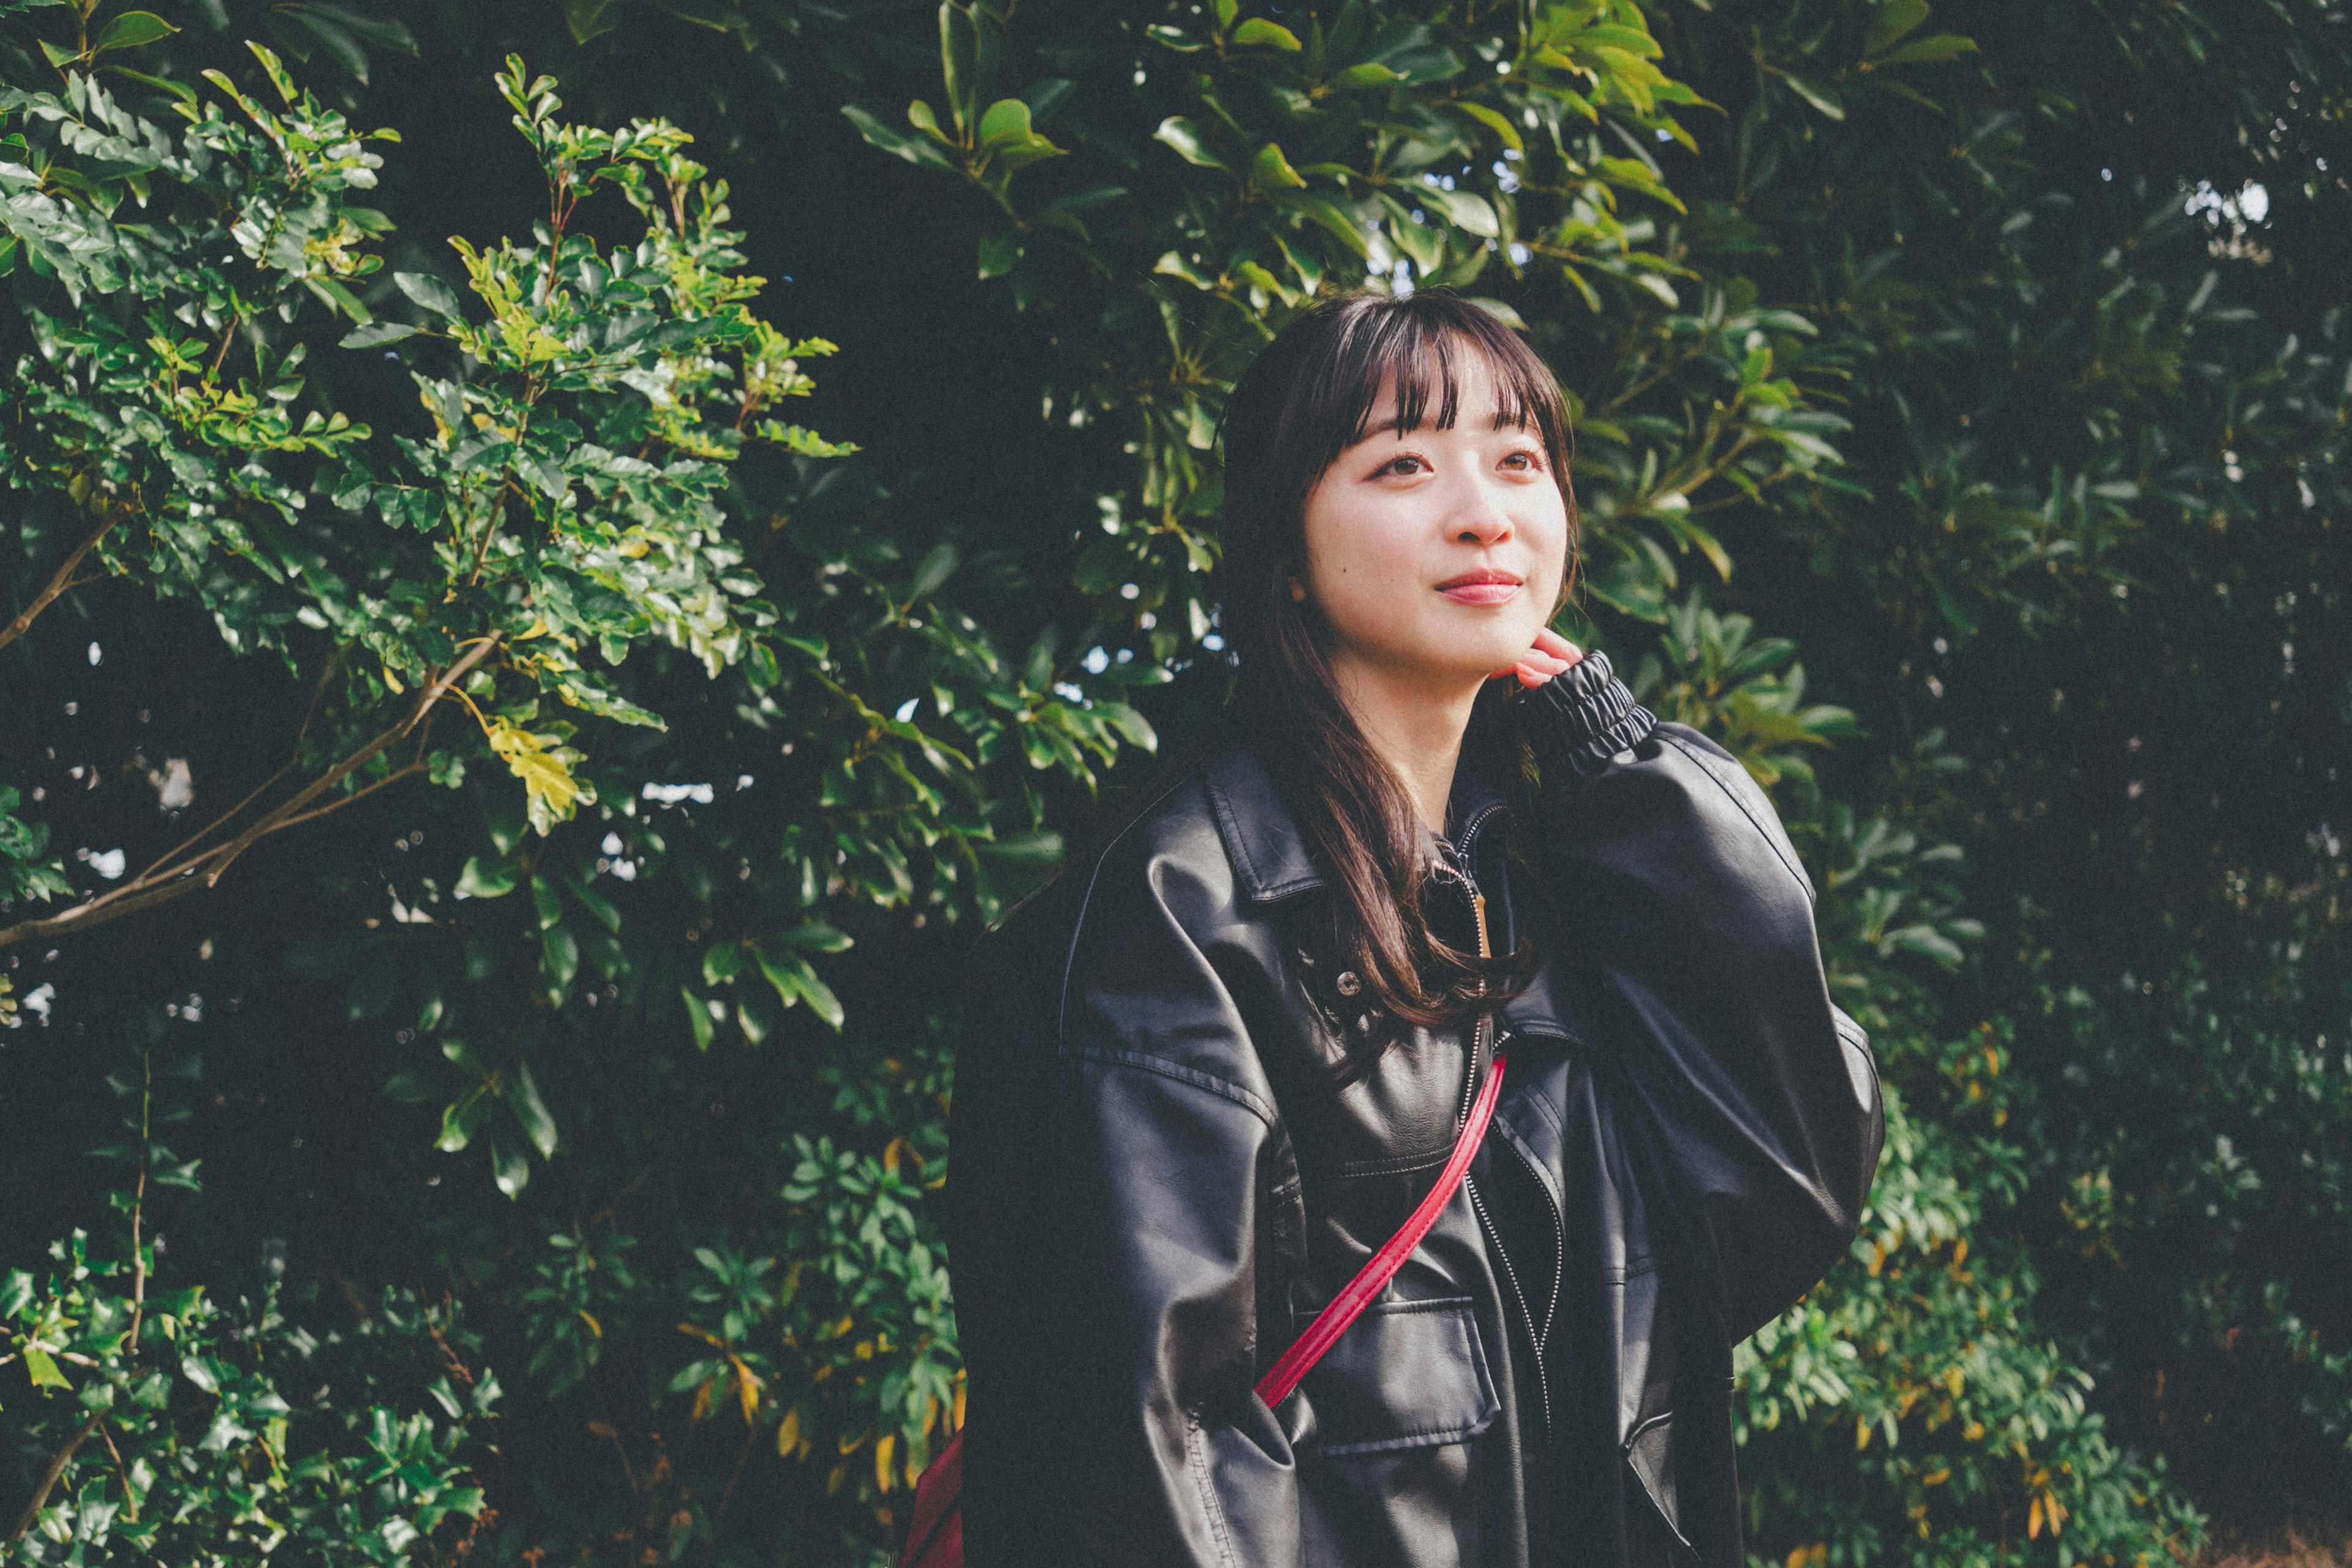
left=1381, top=454, right=1428, bottom=477
left=1501, top=450, right=1544, bottom=472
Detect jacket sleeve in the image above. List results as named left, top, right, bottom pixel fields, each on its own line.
left=948, top=859, right=1302, bottom=1568
left=1520, top=652, right=1886, bottom=1341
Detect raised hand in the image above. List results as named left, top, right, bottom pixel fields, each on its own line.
left=1491, top=625, right=1583, bottom=688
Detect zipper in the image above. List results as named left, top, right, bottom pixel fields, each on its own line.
left=1466, top=1164, right=1553, bottom=1439
left=1438, top=800, right=1567, bottom=1439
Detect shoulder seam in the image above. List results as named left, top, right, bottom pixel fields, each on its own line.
left=1055, top=768, right=1208, bottom=1045
left=1658, top=730, right=1813, bottom=903
left=1061, top=1046, right=1280, bottom=1128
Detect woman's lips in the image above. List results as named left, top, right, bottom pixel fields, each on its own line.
left=1436, top=571, right=1522, bottom=607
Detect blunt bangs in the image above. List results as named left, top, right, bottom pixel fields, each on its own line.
left=1272, top=294, right=1572, bottom=507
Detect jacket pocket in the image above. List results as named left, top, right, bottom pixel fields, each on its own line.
left=1624, top=1409, right=1697, bottom=1559
left=1297, top=1295, right=1501, bottom=1456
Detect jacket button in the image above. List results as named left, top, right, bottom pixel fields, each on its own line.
left=1335, top=970, right=1362, bottom=997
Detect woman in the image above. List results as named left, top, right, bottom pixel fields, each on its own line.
left=944, top=292, right=1883, bottom=1568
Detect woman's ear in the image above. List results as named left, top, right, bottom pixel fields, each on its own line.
left=1287, top=575, right=1308, bottom=604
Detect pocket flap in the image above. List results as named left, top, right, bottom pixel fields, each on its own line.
left=1624, top=1409, right=1695, bottom=1555
left=1297, top=1295, right=1501, bottom=1457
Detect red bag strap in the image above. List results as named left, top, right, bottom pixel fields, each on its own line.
left=1254, top=1052, right=1507, bottom=1409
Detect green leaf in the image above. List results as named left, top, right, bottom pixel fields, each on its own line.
left=1464, top=297, right=1528, bottom=330
left=703, top=942, right=745, bottom=986
left=491, top=1138, right=530, bottom=1197
left=759, top=949, right=845, bottom=1030
left=23, top=1344, right=69, bottom=1391
left=938, top=0, right=979, bottom=135
left=436, top=1091, right=483, bottom=1153
left=530, top=874, right=562, bottom=932
left=683, top=989, right=716, bottom=1052
left=976, top=829, right=1065, bottom=864
left=1421, top=186, right=1499, bottom=239
left=91, top=10, right=175, bottom=55
left=541, top=927, right=579, bottom=998
left=564, top=0, right=619, bottom=44
left=102, top=64, right=197, bottom=105
left=341, top=320, right=420, bottom=350
left=1252, top=142, right=1308, bottom=190
left=911, top=542, right=959, bottom=597
left=977, top=97, right=1035, bottom=149
left=1864, top=0, right=1932, bottom=56
left=977, top=229, right=1019, bottom=279
left=511, top=1063, right=558, bottom=1159
left=455, top=856, right=517, bottom=899
left=782, top=921, right=853, bottom=954
left=1781, top=75, right=1847, bottom=121
left=1871, top=34, right=1979, bottom=66
left=841, top=104, right=957, bottom=173
left=394, top=271, right=462, bottom=320
left=1450, top=99, right=1524, bottom=153
left=1153, top=117, right=1226, bottom=170
left=1231, top=17, right=1302, bottom=50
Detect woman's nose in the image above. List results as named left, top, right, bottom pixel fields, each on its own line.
left=1450, top=485, right=1515, bottom=544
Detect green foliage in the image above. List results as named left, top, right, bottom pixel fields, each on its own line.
left=4, top=0, right=2346, bottom=1562
left=1, top=1052, right=491, bottom=1563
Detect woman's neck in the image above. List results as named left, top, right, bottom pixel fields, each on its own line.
left=1328, top=653, right=1482, bottom=837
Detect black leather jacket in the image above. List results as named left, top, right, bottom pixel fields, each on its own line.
left=946, top=654, right=1885, bottom=1568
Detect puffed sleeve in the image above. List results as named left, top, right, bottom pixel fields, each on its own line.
left=1519, top=652, right=1885, bottom=1340
left=946, top=852, right=1302, bottom=1567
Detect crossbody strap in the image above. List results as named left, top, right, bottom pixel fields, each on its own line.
left=1254, top=1052, right=1508, bottom=1409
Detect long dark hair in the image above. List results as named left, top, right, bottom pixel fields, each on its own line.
left=1219, top=291, right=1577, bottom=1068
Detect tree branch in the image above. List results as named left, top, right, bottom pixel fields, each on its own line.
left=0, top=637, right=500, bottom=951
left=0, top=508, right=123, bottom=654
left=7, top=1412, right=102, bottom=1544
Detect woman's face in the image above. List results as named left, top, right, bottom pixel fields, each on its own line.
left=1297, top=352, right=1569, bottom=694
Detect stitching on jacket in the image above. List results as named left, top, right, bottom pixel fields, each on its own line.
left=1055, top=770, right=1207, bottom=1045
left=1204, top=758, right=1323, bottom=901
left=1301, top=1297, right=1503, bottom=1455
left=1063, top=1046, right=1280, bottom=1128
left=1329, top=1144, right=1452, bottom=1178
left=1659, top=731, right=1813, bottom=903
left=1183, top=1409, right=1241, bottom=1568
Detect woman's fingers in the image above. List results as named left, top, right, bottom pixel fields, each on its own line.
left=1531, top=627, right=1583, bottom=665
left=1490, top=630, right=1585, bottom=686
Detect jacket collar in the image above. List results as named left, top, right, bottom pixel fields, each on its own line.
left=1199, top=724, right=1587, bottom=1048
left=1201, top=730, right=1325, bottom=902
left=1198, top=723, right=1511, bottom=903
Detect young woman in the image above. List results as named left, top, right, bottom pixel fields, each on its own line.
left=944, top=293, right=1884, bottom=1568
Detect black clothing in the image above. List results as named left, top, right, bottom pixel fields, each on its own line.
left=946, top=654, right=1885, bottom=1568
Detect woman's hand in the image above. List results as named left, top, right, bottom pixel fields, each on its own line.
left=1491, top=625, right=1583, bottom=688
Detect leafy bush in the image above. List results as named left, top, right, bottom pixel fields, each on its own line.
left=5, top=0, right=2346, bottom=1562
left=3, top=1050, right=493, bottom=1562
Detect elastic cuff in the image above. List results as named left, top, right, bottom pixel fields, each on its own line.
left=1522, top=650, right=1657, bottom=778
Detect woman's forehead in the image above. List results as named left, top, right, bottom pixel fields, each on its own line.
left=1353, top=357, right=1534, bottom=439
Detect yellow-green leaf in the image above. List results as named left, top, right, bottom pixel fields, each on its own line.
left=1231, top=17, right=1301, bottom=50
left=1251, top=141, right=1307, bottom=190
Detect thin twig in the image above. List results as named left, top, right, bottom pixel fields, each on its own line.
left=130, top=758, right=295, bottom=887
left=127, top=1054, right=150, bottom=1349
left=0, top=508, right=122, bottom=654
left=698, top=1419, right=761, bottom=1568
left=0, top=638, right=500, bottom=951
left=7, top=1413, right=102, bottom=1543
left=264, top=758, right=425, bottom=835
left=95, top=1420, right=137, bottom=1521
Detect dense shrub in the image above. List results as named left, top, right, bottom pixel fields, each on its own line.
left=2, top=1, right=2343, bottom=1563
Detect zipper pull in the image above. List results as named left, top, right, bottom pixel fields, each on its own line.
left=1472, top=891, right=1490, bottom=960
